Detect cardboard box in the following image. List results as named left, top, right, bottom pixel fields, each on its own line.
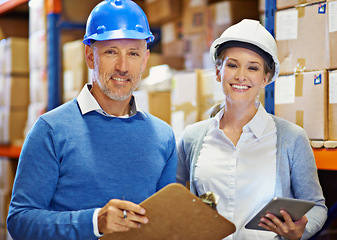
left=0, top=41, right=5, bottom=74
left=328, top=70, right=337, bottom=140
left=0, top=75, right=4, bottom=106
left=142, top=53, right=185, bottom=79
left=207, top=1, right=259, bottom=47
left=184, top=33, right=208, bottom=69
left=0, top=38, right=29, bottom=75
left=61, top=0, right=102, bottom=23
left=24, top=102, right=47, bottom=138
left=29, top=0, right=46, bottom=34
left=0, top=17, right=29, bottom=40
left=161, top=19, right=185, bottom=57
left=0, top=190, right=12, bottom=228
left=328, top=0, right=337, bottom=69
left=145, top=0, right=182, bottom=26
left=63, top=40, right=88, bottom=103
left=182, top=0, right=208, bottom=35
left=275, top=70, right=328, bottom=140
left=148, top=91, right=171, bottom=124
left=171, top=70, right=198, bottom=138
left=196, top=69, right=216, bottom=121
left=0, top=108, right=28, bottom=144
left=29, top=30, right=47, bottom=70
left=0, top=157, right=18, bottom=194
left=259, top=0, right=265, bottom=13
left=2, top=75, right=30, bottom=108
left=29, top=68, right=47, bottom=104
left=276, top=2, right=337, bottom=75
left=277, top=0, right=323, bottom=10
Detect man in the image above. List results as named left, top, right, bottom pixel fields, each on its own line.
left=7, top=1, right=177, bottom=239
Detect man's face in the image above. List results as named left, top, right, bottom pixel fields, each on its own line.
left=86, top=39, right=149, bottom=102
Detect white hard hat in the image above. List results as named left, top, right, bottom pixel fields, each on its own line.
left=210, top=19, right=280, bottom=83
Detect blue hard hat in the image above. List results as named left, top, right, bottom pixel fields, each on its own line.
left=83, top=0, right=154, bottom=45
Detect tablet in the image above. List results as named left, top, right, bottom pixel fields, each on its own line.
left=245, top=197, right=315, bottom=231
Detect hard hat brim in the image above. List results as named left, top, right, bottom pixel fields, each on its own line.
left=210, top=37, right=280, bottom=84
left=83, top=29, right=154, bottom=45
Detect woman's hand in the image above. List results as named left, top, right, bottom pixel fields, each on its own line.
left=97, top=199, right=149, bottom=235
left=259, top=210, right=308, bottom=240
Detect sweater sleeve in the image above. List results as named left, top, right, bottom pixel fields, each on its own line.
left=7, top=118, right=97, bottom=240
left=176, top=125, right=193, bottom=187
left=289, top=128, right=327, bottom=239
left=156, top=129, right=178, bottom=191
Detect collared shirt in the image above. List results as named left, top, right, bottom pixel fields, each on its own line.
left=77, top=83, right=145, bottom=118
left=194, top=104, right=277, bottom=239
left=77, top=83, right=144, bottom=237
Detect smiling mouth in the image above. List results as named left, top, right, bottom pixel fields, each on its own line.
left=231, top=84, right=249, bottom=90
left=112, top=76, right=129, bottom=82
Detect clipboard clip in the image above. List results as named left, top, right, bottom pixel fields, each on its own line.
left=199, top=191, right=219, bottom=210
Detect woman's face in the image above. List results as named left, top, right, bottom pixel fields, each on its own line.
left=216, top=47, right=270, bottom=106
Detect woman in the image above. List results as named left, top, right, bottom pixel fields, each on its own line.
left=176, top=19, right=327, bottom=239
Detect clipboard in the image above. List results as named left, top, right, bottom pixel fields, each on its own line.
left=100, top=183, right=236, bottom=240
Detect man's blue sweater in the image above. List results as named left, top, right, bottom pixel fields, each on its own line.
left=7, top=99, right=177, bottom=240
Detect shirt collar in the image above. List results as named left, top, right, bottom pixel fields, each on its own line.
left=212, top=102, right=271, bottom=140
left=245, top=103, right=270, bottom=140
left=77, top=83, right=145, bottom=118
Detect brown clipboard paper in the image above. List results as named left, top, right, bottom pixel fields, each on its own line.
left=100, top=183, right=236, bottom=240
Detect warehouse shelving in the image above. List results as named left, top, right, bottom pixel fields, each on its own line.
left=264, top=0, right=337, bottom=171
left=0, top=0, right=337, bottom=171
left=0, top=0, right=28, bottom=15
left=313, top=149, right=337, bottom=170
left=0, top=145, right=22, bottom=158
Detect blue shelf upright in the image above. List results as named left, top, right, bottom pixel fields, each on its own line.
left=265, top=0, right=277, bottom=115
left=46, top=0, right=86, bottom=111
left=47, top=0, right=62, bottom=111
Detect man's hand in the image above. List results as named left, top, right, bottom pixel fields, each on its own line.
left=98, top=199, right=149, bottom=235
left=259, top=210, right=308, bottom=240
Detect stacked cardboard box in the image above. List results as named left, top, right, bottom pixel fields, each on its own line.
left=62, top=40, right=89, bottom=103
left=274, top=0, right=337, bottom=140
left=143, top=0, right=186, bottom=78
left=329, top=69, right=337, bottom=140
left=145, top=0, right=259, bottom=70
left=275, top=71, right=328, bottom=140
left=145, top=0, right=182, bottom=26
left=26, top=0, right=48, bottom=137
left=142, top=0, right=260, bottom=129
left=0, top=17, right=28, bottom=41
left=0, top=157, right=18, bottom=239
left=0, top=38, right=29, bottom=144
left=141, top=67, right=225, bottom=138
left=183, top=0, right=259, bottom=69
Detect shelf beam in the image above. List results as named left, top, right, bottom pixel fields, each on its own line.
left=0, top=0, right=28, bottom=15
left=0, top=145, right=22, bottom=158
left=313, top=148, right=337, bottom=171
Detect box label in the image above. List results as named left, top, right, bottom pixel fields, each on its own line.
left=162, top=23, right=175, bottom=44
left=275, top=75, right=296, bottom=104
left=318, top=3, right=326, bottom=14
left=314, top=74, right=322, bottom=85
left=215, top=2, right=231, bottom=25
left=329, top=72, right=337, bottom=104
left=276, top=9, right=298, bottom=40
left=189, top=0, right=204, bottom=7
left=329, top=1, right=337, bottom=32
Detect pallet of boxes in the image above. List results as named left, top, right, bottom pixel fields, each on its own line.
left=142, top=0, right=260, bottom=138
left=0, top=37, right=28, bottom=239
left=274, top=0, right=337, bottom=148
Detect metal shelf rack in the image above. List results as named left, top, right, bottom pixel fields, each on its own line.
left=0, top=0, right=336, bottom=170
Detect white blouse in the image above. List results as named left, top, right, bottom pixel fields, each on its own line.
left=195, top=104, right=278, bottom=239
